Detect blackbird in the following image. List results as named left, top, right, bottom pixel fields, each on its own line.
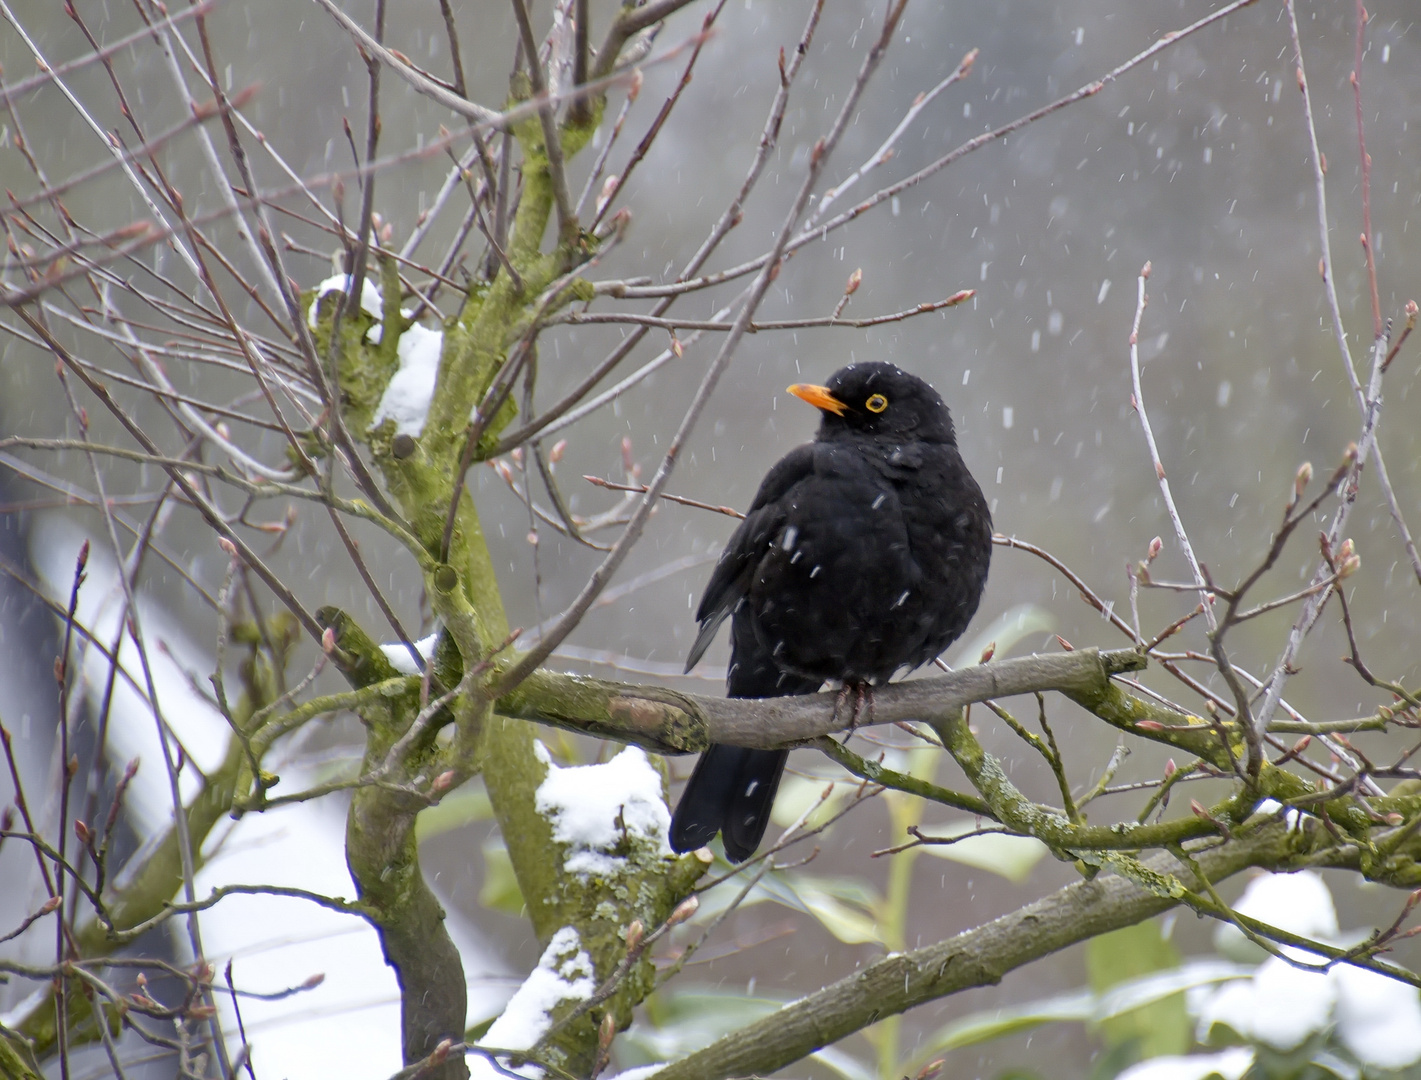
left=670, top=361, right=992, bottom=861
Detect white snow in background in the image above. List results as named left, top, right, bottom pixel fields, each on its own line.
left=307, top=273, right=383, bottom=329
left=371, top=322, right=444, bottom=437
left=1191, top=871, right=1421, bottom=1068
left=29, top=515, right=230, bottom=826
left=534, top=743, right=672, bottom=876
left=1233, top=869, right=1338, bottom=940
left=1332, top=963, right=1421, bottom=1068
left=1114, top=1047, right=1253, bottom=1080
left=471, top=927, right=595, bottom=1078
left=1214, top=867, right=1335, bottom=962
left=21, top=514, right=511, bottom=1075
left=1248, top=797, right=1304, bottom=834
left=1194, top=955, right=1336, bottom=1050
left=380, top=631, right=440, bottom=674
left=602, top=1066, right=669, bottom=1080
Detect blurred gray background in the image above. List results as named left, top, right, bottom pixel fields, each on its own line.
left=3, top=0, right=1420, bottom=1075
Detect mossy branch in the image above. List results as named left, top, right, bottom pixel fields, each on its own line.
left=647, top=822, right=1355, bottom=1080
left=313, top=75, right=684, bottom=1077
left=496, top=647, right=1145, bottom=751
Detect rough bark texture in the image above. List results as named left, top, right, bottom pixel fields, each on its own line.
left=497, top=647, right=1147, bottom=752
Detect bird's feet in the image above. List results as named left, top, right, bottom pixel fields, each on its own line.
left=834, top=680, right=874, bottom=742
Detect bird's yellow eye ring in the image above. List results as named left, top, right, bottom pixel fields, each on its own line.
left=865, top=393, right=889, bottom=413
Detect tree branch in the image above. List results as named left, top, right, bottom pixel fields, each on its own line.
left=495, top=647, right=1145, bottom=752
left=648, top=823, right=1359, bottom=1080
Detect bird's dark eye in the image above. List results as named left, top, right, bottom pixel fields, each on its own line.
left=865, top=393, right=888, bottom=413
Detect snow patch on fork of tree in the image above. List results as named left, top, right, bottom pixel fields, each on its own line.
left=471, top=926, right=596, bottom=1077
left=534, top=743, right=672, bottom=877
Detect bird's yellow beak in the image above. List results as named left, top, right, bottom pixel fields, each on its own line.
left=787, top=383, right=849, bottom=416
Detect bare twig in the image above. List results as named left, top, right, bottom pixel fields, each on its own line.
left=494, top=0, right=884, bottom=694
left=582, top=475, right=745, bottom=518
left=1127, top=263, right=1215, bottom=632
left=550, top=292, right=973, bottom=333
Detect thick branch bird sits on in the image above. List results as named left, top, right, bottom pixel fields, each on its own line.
left=671, top=361, right=993, bottom=861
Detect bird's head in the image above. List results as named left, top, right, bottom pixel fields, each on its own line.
left=788, top=362, right=956, bottom=444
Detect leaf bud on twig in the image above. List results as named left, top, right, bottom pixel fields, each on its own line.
left=597, top=175, right=619, bottom=216
left=624, top=919, right=644, bottom=952
left=668, top=896, right=699, bottom=926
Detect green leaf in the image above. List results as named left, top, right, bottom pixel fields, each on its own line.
left=785, top=875, right=883, bottom=946
left=770, top=773, right=854, bottom=828
left=924, top=988, right=1097, bottom=1052
left=1087, top=921, right=1191, bottom=1058
left=618, top=989, right=784, bottom=1064
left=1094, top=961, right=1252, bottom=1020
left=809, top=1045, right=876, bottom=1080
left=916, top=820, right=1049, bottom=883
left=464, top=1014, right=498, bottom=1044
left=1247, top=1035, right=1340, bottom=1080
left=1088, top=921, right=1181, bottom=994
left=918, top=960, right=1251, bottom=1058
left=415, top=784, right=493, bottom=842
left=479, top=839, right=524, bottom=915
left=1087, top=1041, right=1140, bottom=1080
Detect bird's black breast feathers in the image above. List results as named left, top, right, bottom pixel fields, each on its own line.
left=689, top=431, right=991, bottom=685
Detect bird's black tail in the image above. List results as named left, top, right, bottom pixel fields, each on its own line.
left=670, top=745, right=789, bottom=862
left=670, top=618, right=820, bottom=862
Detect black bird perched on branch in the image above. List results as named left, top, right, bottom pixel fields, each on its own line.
left=670, top=361, right=992, bottom=861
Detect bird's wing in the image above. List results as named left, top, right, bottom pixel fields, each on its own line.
left=683, top=444, right=817, bottom=672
